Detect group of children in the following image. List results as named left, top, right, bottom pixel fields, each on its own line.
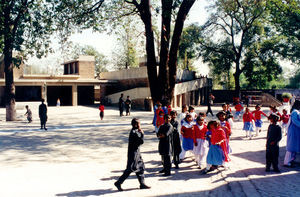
left=154, top=103, right=232, bottom=176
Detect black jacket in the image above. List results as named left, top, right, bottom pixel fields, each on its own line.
left=126, top=128, right=145, bottom=172
left=266, top=124, right=282, bottom=147
left=170, top=119, right=182, bottom=155
left=157, top=123, right=173, bottom=156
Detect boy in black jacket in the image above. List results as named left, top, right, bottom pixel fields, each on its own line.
left=170, top=111, right=182, bottom=169
left=114, top=118, right=150, bottom=191
left=266, top=114, right=282, bottom=172
left=157, top=114, right=173, bottom=176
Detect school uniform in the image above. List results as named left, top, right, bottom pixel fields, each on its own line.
left=193, top=123, right=209, bottom=167
left=180, top=121, right=195, bottom=159
left=252, top=110, right=267, bottom=128
left=266, top=124, right=282, bottom=171
left=243, top=112, right=255, bottom=138
left=220, top=120, right=232, bottom=153
left=170, top=119, right=182, bottom=168
left=281, top=114, right=290, bottom=135
left=116, top=128, right=146, bottom=186
left=157, top=123, right=173, bottom=175
left=235, top=103, right=244, bottom=120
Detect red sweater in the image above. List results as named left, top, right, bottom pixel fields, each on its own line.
left=193, top=124, right=207, bottom=141
left=99, top=105, right=104, bottom=112
left=156, top=115, right=164, bottom=127
left=211, top=127, right=230, bottom=162
left=243, top=112, right=255, bottom=122
left=252, top=110, right=267, bottom=120
left=235, top=103, right=244, bottom=112
left=281, top=114, right=290, bottom=124
left=181, top=122, right=194, bottom=139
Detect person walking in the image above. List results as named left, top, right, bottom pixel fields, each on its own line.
left=206, top=93, right=215, bottom=116
left=39, top=99, right=47, bottom=130
left=24, top=105, right=32, bottom=123
left=114, top=118, right=150, bottom=191
left=125, top=96, right=132, bottom=116
left=118, top=93, right=125, bottom=116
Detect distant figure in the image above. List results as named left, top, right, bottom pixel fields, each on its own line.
left=114, top=118, right=150, bottom=191
left=266, top=114, right=282, bottom=173
left=244, top=95, right=250, bottom=107
left=39, top=99, right=47, bottom=130
left=99, top=102, right=105, bottom=120
left=118, top=94, right=125, bottom=117
left=206, top=93, right=215, bottom=116
left=125, top=96, right=132, bottom=116
left=56, top=98, right=61, bottom=107
left=24, top=105, right=32, bottom=123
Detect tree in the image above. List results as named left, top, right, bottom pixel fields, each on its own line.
left=197, top=0, right=281, bottom=95
left=56, top=0, right=196, bottom=103
left=0, top=1, right=55, bottom=121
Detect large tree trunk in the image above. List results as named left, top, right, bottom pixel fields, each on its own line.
left=158, top=0, right=172, bottom=101
left=167, top=0, right=196, bottom=102
left=4, top=48, right=17, bottom=121
left=138, top=0, right=160, bottom=102
left=234, top=61, right=241, bottom=98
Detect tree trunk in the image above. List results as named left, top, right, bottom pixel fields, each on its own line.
left=234, top=61, right=241, bottom=98
left=158, top=0, right=172, bottom=101
left=4, top=48, right=17, bottom=121
left=138, top=0, right=160, bottom=102
left=167, top=0, right=196, bottom=102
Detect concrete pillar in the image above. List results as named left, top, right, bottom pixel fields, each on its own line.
left=173, top=95, right=177, bottom=108
left=42, top=83, right=47, bottom=103
left=72, top=84, right=78, bottom=106
left=177, top=94, right=182, bottom=109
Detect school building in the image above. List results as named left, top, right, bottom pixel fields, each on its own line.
left=0, top=55, right=212, bottom=110
left=0, top=55, right=100, bottom=106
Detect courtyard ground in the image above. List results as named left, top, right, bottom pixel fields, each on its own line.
left=0, top=105, right=299, bottom=197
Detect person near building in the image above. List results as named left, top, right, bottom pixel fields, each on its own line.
left=125, top=96, right=132, bottom=116
left=24, top=105, right=32, bottom=123
left=39, top=99, right=48, bottom=130
left=118, top=93, right=125, bottom=117
left=99, top=102, right=105, bottom=120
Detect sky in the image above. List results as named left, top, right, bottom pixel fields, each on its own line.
left=26, top=1, right=211, bottom=75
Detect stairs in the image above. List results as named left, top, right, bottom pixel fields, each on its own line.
left=242, top=91, right=282, bottom=107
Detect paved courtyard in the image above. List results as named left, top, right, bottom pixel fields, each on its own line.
left=0, top=105, right=299, bottom=197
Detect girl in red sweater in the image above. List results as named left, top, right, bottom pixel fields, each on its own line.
left=180, top=114, right=195, bottom=160
left=243, top=107, right=256, bottom=139
left=193, top=117, right=209, bottom=169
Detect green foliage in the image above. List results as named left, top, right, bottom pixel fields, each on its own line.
left=71, top=44, right=108, bottom=75
left=288, top=69, right=300, bottom=88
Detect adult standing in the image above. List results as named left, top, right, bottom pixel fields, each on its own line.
left=119, top=93, right=125, bottom=117
left=125, top=96, right=132, bottom=116
left=39, top=99, right=47, bottom=130
left=206, top=93, right=215, bottom=116
left=284, top=100, right=300, bottom=167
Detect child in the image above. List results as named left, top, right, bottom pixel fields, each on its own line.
left=167, top=102, right=172, bottom=115
left=177, top=104, right=188, bottom=132
left=252, top=104, right=268, bottom=136
left=243, top=107, right=256, bottom=139
left=189, top=106, right=197, bottom=121
left=99, top=102, right=105, bottom=120
left=266, top=114, right=282, bottom=172
left=156, top=110, right=165, bottom=133
left=216, top=111, right=231, bottom=153
left=157, top=114, right=173, bottom=176
left=24, top=105, right=32, bottom=123
left=152, top=101, right=161, bottom=129
left=114, top=118, right=150, bottom=191
left=170, top=111, right=182, bottom=169
left=204, top=121, right=229, bottom=173
left=125, top=96, right=132, bottom=116
left=180, top=114, right=195, bottom=160
left=234, top=101, right=244, bottom=121
left=222, top=103, right=234, bottom=128
left=281, top=109, right=290, bottom=136
left=193, top=117, right=209, bottom=169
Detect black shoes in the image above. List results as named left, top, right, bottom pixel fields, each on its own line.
left=163, top=172, right=171, bottom=176
left=140, top=184, right=151, bottom=189
left=114, top=182, right=123, bottom=191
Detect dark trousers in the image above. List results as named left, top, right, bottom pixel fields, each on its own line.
left=117, top=168, right=145, bottom=185
left=40, top=119, right=46, bottom=129
left=266, top=145, right=279, bottom=170
left=173, top=153, right=180, bottom=166
left=119, top=108, right=124, bottom=116
left=162, top=155, right=171, bottom=173
left=206, top=104, right=213, bottom=116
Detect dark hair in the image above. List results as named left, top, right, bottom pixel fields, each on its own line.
left=207, top=120, right=219, bottom=130
left=189, top=106, right=194, bottom=111
left=185, top=114, right=192, bottom=121
left=255, top=104, right=261, bottom=109
left=131, top=118, right=139, bottom=127
left=41, top=99, right=45, bottom=102
left=269, top=114, right=280, bottom=122
left=170, top=110, right=177, bottom=116
left=216, top=111, right=226, bottom=118
left=222, top=103, right=226, bottom=107
left=198, top=112, right=206, bottom=117
left=196, top=116, right=204, bottom=122
left=159, top=110, right=164, bottom=115
left=25, top=105, right=28, bottom=108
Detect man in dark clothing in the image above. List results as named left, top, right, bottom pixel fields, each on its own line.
left=170, top=111, right=182, bottom=169
left=118, top=94, right=125, bottom=116
left=266, top=114, right=282, bottom=172
left=157, top=114, right=173, bottom=176
left=125, top=96, right=132, bottom=116
left=39, top=99, right=47, bottom=130
left=114, top=118, right=150, bottom=191
left=206, top=93, right=214, bottom=116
